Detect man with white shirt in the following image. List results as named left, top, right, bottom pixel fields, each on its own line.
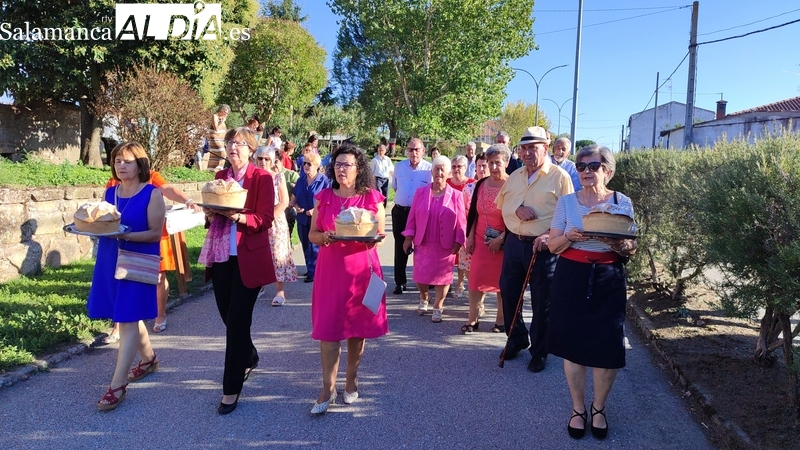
left=391, top=138, right=432, bottom=295
left=551, top=137, right=581, bottom=191
left=464, top=142, right=477, bottom=178
left=371, top=144, right=394, bottom=207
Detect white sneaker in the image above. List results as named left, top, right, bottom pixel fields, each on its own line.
left=271, top=296, right=285, bottom=307
left=431, top=308, right=443, bottom=323
left=417, top=300, right=429, bottom=315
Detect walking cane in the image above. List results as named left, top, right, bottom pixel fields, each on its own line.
left=499, top=248, right=538, bottom=368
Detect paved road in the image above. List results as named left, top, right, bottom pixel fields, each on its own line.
left=0, top=207, right=715, bottom=449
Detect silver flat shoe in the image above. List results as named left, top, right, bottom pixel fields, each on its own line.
left=342, top=390, right=359, bottom=405
left=311, top=390, right=337, bottom=414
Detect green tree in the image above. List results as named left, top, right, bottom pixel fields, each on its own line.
left=330, top=0, right=536, bottom=141
left=494, top=100, right=550, bottom=145
left=262, top=0, right=308, bottom=22
left=575, top=139, right=596, bottom=150
left=218, top=18, right=326, bottom=125
left=0, top=0, right=257, bottom=166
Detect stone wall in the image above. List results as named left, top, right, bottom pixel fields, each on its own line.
left=0, top=182, right=203, bottom=283
left=0, top=103, right=81, bottom=163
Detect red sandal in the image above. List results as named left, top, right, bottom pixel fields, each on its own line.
left=97, top=384, right=128, bottom=411
left=128, top=355, right=159, bottom=382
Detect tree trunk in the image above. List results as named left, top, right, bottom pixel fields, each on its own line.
left=778, top=313, right=800, bottom=421
left=644, top=247, right=659, bottom=286
left=754, top=307, right=779, bottom=366
left=79, top=101, right=103, bottom=167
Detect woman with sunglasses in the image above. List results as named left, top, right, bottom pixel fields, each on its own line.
left=546, top=144, right=637, bottom=440
left=199, top=127, right=276, bottom=415
left=289, top=152, right=330, bottom=283
left=253, top=146, right=298, bottom=306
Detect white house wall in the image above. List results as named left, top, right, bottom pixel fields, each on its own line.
left=661, top=112, right=800, bottom=148
left=628, top=102, right=715, bottom=150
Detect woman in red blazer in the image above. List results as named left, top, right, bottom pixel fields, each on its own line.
left=402, top=156, right=467, bottom=323
left=199, top=126, right=276, bottom=415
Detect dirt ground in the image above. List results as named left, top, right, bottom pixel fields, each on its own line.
left=628, top=280, right=800, bottom=449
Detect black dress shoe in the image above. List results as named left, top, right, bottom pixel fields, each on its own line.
left=217, top=394, right=240, bottom=415
left=304, top=276, right=314, bottom=283
left=590, top=403, right=609, bottom=439
left=502, top=343, right=528, bottom=360
left=528, top=356, right=547, bottom=373
left=393, top=285, right=404, bottom=295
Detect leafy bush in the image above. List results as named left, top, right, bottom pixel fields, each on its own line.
left=0, top=159, right=111, bottom=187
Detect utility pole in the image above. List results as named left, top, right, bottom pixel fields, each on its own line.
left=621, top=124, right=625, bottom=152
left=684, top=1, right=699, bottom=147
left=569, top=0, right=584, bottom=144
left=652, top=72, right=659, bottom=148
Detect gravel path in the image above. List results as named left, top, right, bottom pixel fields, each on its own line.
left=0, top=206, right=715, bottom=449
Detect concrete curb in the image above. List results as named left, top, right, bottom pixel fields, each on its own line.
left=0, top=283, right=213, bottom=390
left=627, top=301, right=754, bottom=450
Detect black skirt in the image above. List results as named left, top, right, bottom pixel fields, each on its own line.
left=546, top=257, right=627, bottom=369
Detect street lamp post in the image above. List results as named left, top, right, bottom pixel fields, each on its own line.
left=512, top=65, right=568, bottom=126
left=544, top=98, right=572, bottom=135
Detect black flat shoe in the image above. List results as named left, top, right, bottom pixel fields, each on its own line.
left=568, top=407, right=588, bottom=439
left=393, top=285, right=404, bottom=295
left=460, top=321, right=479, bottom=334
left=243, top=362, right=258, bottom=382
left=304, top=276, right=314, bottom=283
left=527, top=356, right=547, bottom=373
left=217, top=394, right=240, bottom=415
left=590, top=403, right=608, bottom=439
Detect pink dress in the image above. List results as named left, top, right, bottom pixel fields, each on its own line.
left=413, top=195, right=457, bottom=285
left=468, top=183, right=504, bottom=292
left=269, top=174, right=297, bottom=282
left=311, top=188, right=389, bottom=341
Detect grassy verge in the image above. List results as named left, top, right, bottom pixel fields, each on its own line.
left=0, top=226, right=209, bottom=372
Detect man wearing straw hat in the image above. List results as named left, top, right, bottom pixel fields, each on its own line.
left=495, top=126, right=573, bottom=372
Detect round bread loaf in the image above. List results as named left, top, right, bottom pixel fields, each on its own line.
left=201, top=179, right=248, bottom=209
left=335, top=207, right=378, bottom=237
left=73, top=201, right=122, bottom=234
left=582, top=203, right=635, bottom=236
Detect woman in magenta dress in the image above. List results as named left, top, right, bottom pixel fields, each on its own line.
left=308, top=143, right=388, bottom=414
left=402, top=156, right=467, bottom=323
left=462, top=144, right=510, bottom=333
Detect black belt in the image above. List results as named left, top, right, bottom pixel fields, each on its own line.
left=394, top=204, right=411, bottom=211
left=510, top=232, right=537, bottom=242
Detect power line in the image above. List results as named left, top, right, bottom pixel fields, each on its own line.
left=697, top=18, right=800, bottom=46
left=630, top=52, right=690, bottom=120
left=536, top=6, right=690, bottom=35
left=537, top=6, right=688, bottom=13
left=698, top=8, right=800, bottom=36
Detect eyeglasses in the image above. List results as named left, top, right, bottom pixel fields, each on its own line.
left=256, top=157, right=272, bottom=162
left=576, top=161, right=603, bottom=172
left=226, top=140, right=248, bottom=147
left=334, top=162, right=357, bottom=170
left=302, top=162, right=314, bottom=167
left=407, top=147, right=424, bottom=152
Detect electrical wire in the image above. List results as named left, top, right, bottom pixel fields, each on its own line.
left=536, top=6, right=690, bottom=36
left=696, top=18, right=800, bottom=46
left=698, top=8, right=800, bottom=36
left=537, top=6, right=688, bottom=13
left=630, top=52, right=690, bottom=121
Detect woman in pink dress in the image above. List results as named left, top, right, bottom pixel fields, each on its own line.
left=308, top=143, right=388, bottom=414
left=402, top=156, right=467, bottom=323
left=463, top=144, right=510, bottom=333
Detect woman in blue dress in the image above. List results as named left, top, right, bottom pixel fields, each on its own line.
left=289, top=152, right=330, bottom=283
left=87, top=142, right=166, bottom=411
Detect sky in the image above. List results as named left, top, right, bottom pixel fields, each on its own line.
left=301, top=0, right=800, bottom=150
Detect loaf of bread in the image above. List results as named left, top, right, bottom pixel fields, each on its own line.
left=335, top=207, right=378, bottom=237
left=201, top=179, right=248, bottom=209
left=582, top=203, right=636, bottom=236
left=73, top=201, right=122, bottom=234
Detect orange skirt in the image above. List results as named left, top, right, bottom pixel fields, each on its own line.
left=159, top=234, right=176, bottom=272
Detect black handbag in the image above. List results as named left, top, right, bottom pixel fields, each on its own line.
left=484, top=226, right=505, bottom=250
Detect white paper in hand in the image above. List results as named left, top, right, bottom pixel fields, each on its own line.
left=362, top=271, right=386, bottom=315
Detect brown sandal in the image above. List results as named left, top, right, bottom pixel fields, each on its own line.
left=97, top=384, right=128, bottom=411
left=128, top=355, right=159, bottom=382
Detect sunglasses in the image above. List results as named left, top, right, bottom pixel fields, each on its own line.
left=302, top=162, right=313, bottom=167
left=576, top=161, right=603, bottom=172
left=256, top=157, right=272, bottom=162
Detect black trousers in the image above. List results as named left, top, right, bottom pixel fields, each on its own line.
left=211, top=257, right=261, bottom=395
left=391, top=204, right=411, bottom=287
left=499, top=233, right=558, bottom=359
left=375, top=176, right=389, bottom=207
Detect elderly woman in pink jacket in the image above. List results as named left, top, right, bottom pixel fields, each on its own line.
left=402, top=155, right=467, bottom=323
